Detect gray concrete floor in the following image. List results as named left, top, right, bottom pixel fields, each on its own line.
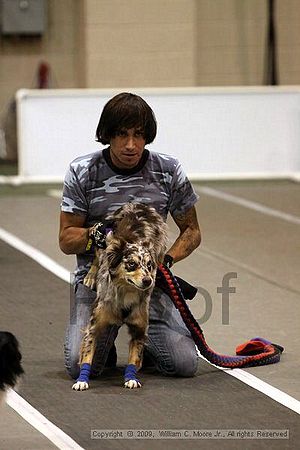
left=0, top=180, right=299, bottom=449
left=1, top=400, right=58, bottom=450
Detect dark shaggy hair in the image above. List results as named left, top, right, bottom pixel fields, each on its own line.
left=0, top=332, right=24, bottom=390
left=96, top=92, right=157, bottom=145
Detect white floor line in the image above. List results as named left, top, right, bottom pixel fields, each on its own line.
left=168, top=229, right=300, bottom=296
left=0, top=228, right=70, bottom=283
left=197, top=186, right=300, bottom=225
left=6, top=389, right=85, bottom=450
left=196, top=352, right=300, bottom=415
left=199, top=245, right=300, bottom=295
left=1, top=226, right=300, bottom=428
left=227, top=369, right=300, bottom=415
left=0, top=229, right=78, bottom=449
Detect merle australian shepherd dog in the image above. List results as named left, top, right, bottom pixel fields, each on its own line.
left=72, top=203, right=168, bottom=391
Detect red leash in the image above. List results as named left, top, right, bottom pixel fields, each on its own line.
left=157, top=264, right=284, bottom=368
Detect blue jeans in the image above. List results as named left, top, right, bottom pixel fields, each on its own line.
left=64, top=283, right=198, bottom=380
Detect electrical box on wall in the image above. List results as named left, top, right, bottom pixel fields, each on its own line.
left=0, top=0, right=46, bottom=35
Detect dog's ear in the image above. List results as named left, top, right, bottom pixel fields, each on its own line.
left=141, top=241, right=164, bottom=265
left=106, top=237, right=126, bottom=270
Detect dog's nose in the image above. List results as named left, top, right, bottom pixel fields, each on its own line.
left=142, top=276, right=152, bottom=288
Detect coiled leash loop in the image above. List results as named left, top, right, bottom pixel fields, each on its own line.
left=157, top=265, right=284, bottom=368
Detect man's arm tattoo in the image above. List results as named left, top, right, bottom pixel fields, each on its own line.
left=169, top=206, right=201, bottom=261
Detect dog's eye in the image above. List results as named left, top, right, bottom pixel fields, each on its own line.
left=147, top=261, right=153, bottom=271
left=127, top=261, right=137, bottom=271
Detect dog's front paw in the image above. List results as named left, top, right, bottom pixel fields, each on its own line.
left=72, top=381, right=89, bottom=391
left=124, top=379, right=142, bottom=389
left=124, top=364, right=141, bottom=389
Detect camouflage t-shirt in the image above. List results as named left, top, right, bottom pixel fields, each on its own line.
left=61, top=147, right=198, bottom=283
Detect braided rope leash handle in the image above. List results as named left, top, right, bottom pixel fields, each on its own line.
left=158, top=264, right=284, bottom=369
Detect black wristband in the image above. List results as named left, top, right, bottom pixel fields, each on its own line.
left=163, top=254, right=174, bottom=268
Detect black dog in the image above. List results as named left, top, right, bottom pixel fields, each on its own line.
left=0, top=331, right=24, bottom=392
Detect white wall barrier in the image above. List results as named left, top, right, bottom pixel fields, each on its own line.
left=15, top=87, right=300, bottom=182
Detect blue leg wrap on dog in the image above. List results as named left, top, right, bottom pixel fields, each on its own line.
left=124, top=364, right=139, bottom=382
left=77, top=363, right=91, bottom=383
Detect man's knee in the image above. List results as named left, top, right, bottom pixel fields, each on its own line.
left=172, top=352, right=198, bottom=377
left=159, top=348, right=198, bottom=378
left=64, top=346, right=80, bottom=380
left=67, top=364, right=80, bottom=380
